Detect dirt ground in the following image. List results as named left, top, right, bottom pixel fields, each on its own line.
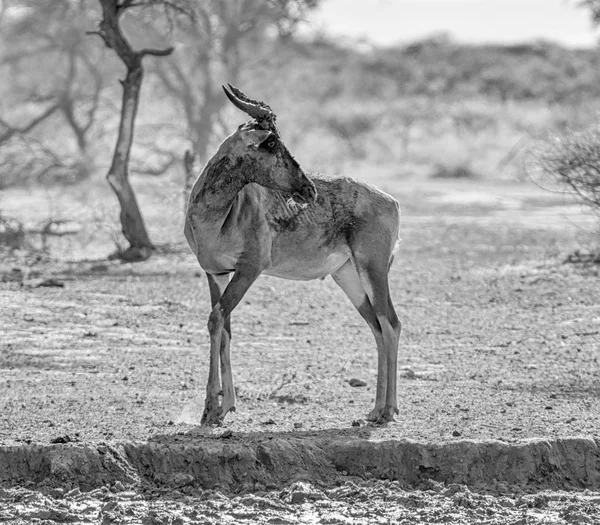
left=1, top=179, right=599, bottom=445
left=2, top=479, right=600, bottom=524
left=1, top=178, right=600, bottom=522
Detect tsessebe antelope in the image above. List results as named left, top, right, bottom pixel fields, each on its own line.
left=184, top=85, right=401, bottom=425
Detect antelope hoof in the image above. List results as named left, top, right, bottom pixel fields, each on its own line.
left=366, top=406, right=386, bottom=423
left=201, top=407, right=224, bottom=426
left=367, top=405, right=398, bottom=424
left=381, top=405, right=398, bottom=422
left=201, top=398, right=224, bottom=426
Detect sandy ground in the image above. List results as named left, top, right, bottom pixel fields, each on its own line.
left=1, top=180, right=599, bottom=445
left=1, top=178, right=600, bottom=522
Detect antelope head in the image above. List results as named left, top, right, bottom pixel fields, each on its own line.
left=221, top=84, right=317, bottom=204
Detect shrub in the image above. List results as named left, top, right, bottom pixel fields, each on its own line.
left=535, top=126, right=600, bottom=215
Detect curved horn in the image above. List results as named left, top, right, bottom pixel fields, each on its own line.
left=222, top=84, right=272, bottom=121
left=227, top=84, right=265, bottom=106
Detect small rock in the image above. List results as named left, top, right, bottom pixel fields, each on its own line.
left=452, top=430, right=461, bottom=437
left=443, top=483, right=469, bottom=497
left=421, top=479, right=444, bottom=492
left=351, top=419, right=367, bottom=427
left=100, top=500, right=120, bottom=514
left=38, top=509, right=76, bottom=522
left=293, top=422, right=303, bottom=429
left=40, top=278, right=65, bottom=287
left=261, top=418, right=276, bottom=425
left=3, top=268, right=24, bottom=283
left=400, top=368, right=416, bottom=379
left=50, top=435, right=72, bottom=444
left=113, top=481, right=125, bottom=492
left=348, top=378, right=367, bottom=387
left=281, top=482, right=327, bottom=504
left=64, top=488, right=81, bottom=499
left=48, top=487, right=65, bottom=498
left=220, top=429, right=233, bottom=439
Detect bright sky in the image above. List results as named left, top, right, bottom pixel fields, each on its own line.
left=313, top=0, right=599, bottom=47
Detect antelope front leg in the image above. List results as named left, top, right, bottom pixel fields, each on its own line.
left=201, top=267, right=261, bottom=426
left=220, top=314, right=236, bottom=416
left=202, top=304, right=225, bottom=425
left=202, top=273, right=228, bottom=426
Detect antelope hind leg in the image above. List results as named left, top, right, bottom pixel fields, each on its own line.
left=332, top=261, right=389, bottom=422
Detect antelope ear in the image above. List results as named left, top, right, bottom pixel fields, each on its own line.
left=241, top=128, right=272, bottom=148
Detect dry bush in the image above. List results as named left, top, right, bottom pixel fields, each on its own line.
left=535, top=127, right=600, bottom=215
left=0, top=135, right=91, bottom=188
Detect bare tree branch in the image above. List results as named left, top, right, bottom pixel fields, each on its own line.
left=117, top=0, right=143, bottom=12
left=0, top=104, right=60, bottom=143
left=139, top=46, right=175, bottom=58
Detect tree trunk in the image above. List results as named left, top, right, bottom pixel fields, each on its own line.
left=94, top=0, right=173, bottom=261
left=106, top=62, right=153, bottom=259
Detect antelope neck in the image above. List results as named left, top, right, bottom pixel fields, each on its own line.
left=195, top=155, right=253, bottom=215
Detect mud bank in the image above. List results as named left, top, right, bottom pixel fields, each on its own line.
left=1, top=435, right=598, bottom=493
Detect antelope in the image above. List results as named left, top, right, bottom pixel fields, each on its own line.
left=184, top=85, right=401, bottom=425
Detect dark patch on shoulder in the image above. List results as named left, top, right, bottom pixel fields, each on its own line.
left=321, top=181, right=363, bottom=246
left=193, top=156, right=230, bottom=206
left=195, top=155, right=264, bottom=210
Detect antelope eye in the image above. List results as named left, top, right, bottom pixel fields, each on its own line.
left=267, top=141, right=275, bottom=148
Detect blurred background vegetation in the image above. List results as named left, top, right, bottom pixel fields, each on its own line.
left=2, top=0, right=600, bottom=258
